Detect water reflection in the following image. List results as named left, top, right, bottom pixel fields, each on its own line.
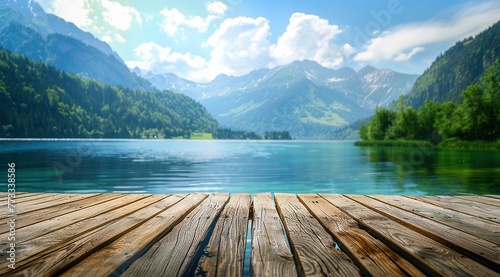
left=359, top=145, right=500, bottom=195
left=0, top=140, right=499, bottom=195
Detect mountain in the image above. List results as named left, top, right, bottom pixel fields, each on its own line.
left=0, top=0, right=152, bottom=90
left=0, top=48, right=219, bottom=138
left=344, top=66, right=418, bottom=109
left=406, top=21, right=500, bottom=108
left=1, top=0, right=120, bottom=60
left=144, top=60, right=418, bottom=139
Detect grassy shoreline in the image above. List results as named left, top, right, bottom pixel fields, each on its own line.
left=355, top=138, right=500, bottom=150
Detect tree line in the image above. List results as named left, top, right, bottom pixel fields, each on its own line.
left=0, top=48, right=219, bottom=138
left=212, top=128, right=292, bottom=140
left=359, top=71, right=500, bottom=143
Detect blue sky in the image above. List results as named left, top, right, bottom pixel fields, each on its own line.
left=36, top=0, right=500, bottom=82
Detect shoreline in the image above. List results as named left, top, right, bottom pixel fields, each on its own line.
left=355, top=139, right=500, bottom=151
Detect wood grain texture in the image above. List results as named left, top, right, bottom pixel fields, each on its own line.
left=0, top=192, right=50, bottom=203
left=3, top=193, right=500, bottom=276
left=120, top=193, right=229, bottom=277
left=299, top=194, right=425, bottom=277
left=321, top=194, right=499, bottom=277
left=386, top=195, right=500, bottom=245
left=410, top=196, right=500, bottom=224
left=0, top=193, right=64, bottom=218
left=455, top=195, right=500, bottom=207
left=197, top=193, right=251, bottom=277
left=8, top=195, right=183, bottom=277
left=0, top=193, right=123, bottom=234
left=0, top=195, right=167, bottom=276
left=485, top=195, right=500, bottom=200
left=58, top=194, right=198, bottom=277
left=1, top=194, right=98, bottom=216
left=0, top=194, right=150, bottom=247
left=350, top=194, right=500, bottom=271
left=251, top=193, right=298, bottom=277
left=275, top=193, right=360, bottom=277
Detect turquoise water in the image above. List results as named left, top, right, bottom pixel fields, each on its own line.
left=1, top=139, right=499, bottom=195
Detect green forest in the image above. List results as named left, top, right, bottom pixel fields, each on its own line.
left=359, top=61, right=500, bottom=148
left=0, top=48, right=220, bottom=138
left=406, top=21, right=500, bottom=108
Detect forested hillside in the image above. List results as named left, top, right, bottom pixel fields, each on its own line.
left=406, top=21, right=500, bottom=108
left=0, top=22, right=152, bottom=91
left=0, top=49, right=219, bottom=138
left=359, top=60, right=500, bottom=143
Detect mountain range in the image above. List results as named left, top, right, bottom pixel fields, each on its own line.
left=141, top=60, right=418, bottom=139
left=0, top=0, right=422, bottom=139
left=0, top=0, right=151, bottom=91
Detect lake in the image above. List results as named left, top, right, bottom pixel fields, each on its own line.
left=1, top=139, right=499, bottom=195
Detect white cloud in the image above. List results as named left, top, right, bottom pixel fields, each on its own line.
left=101, top=0, right=142, bottom=31
left=394, top=47, right=424, bottom=61
left=354, top=2, right=500, bottom=63
left=207, top=2, right=228, bottom=15
left=160, top=2, right=227, bottom=36
left=270, top=13, right=354, bottom=68
left=129, top=17, right=271, bottom=82
left=160, top=8, right=186, bottom=36
left=132, top=13, right=357, bottom=82
left=46, top=0, right=93, bottom=28
left=114, top=33, right=127, bottom=43
left=205, top=16, right=272, bottom=76
left=101, top=35, right=112, bottom=43
left=126, top=42, right=209, bottom=81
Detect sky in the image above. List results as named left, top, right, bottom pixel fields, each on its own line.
left=35, top=0, right=500, bottom=83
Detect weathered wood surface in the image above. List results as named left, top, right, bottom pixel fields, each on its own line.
left=275, top=193, right=360, bottom=276
left=251, top=193, right=297, bottom=277
left=120, top=193, right=229, bottom=276
left=298, top=194, right=425, bottom=277
left=197, top=193, right=251, bottom=277
left=1, top=193, right=499, bottom=276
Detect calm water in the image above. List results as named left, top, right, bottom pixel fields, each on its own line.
left=1, top=139, right=499, bottom=195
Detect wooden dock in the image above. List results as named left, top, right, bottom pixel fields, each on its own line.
left=1, top=192, right=500, bottom=276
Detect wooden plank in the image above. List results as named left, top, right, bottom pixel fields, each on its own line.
left=275, top=193, right=360, bottom=277
left=485, top=195, right=500, bottom=200
left=409, top=196, right=500, bottom=224
left=0, top=192, right=35, bottom=199
left=7, top=195, right=187, bottom=276
left=0, top=194, right=150, bottom=246
left=197, top=193, right=251, bottom=277
left=58, top=194, right=203, bottom=277
left=0, top=193, right=68, bottom=207
left=251, top=193, right=297, bottom=277
left=393, top=195, right=500, bottom=245
left=0, top=195, right=164, bottom=275
left=321, top=194, right=500, bottom=277
left=119, top=193, right=229, bottom=276
left=350, top=195, right=500, bottom=271
left=0, top=193, right=52, bottom=210
left=298, top=194, right=425, bottom=277
left=0, top=193, right=62, bottom=212
left=0, top=193, right=124, bottom=233
left=455, top=195, right=500, bottom=207
left=0, top=194, right=100, bottom=219
left=0, top=192, right=37, bottom=201
left=14, top=193, right=101, bottom=214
